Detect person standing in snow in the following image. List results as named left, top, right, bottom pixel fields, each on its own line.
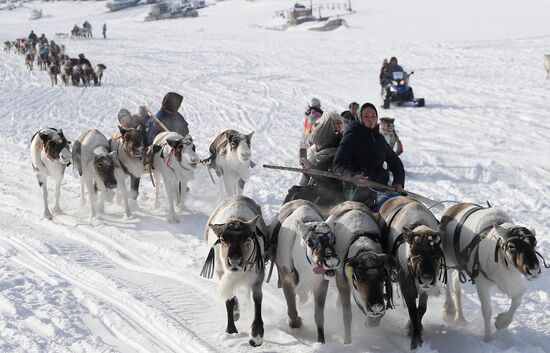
left=379, top=58, right=389, bottom=86
left=102, top=23, right=107, bottom=39
left=300, top=97, right=323, bottom=148
left=332, top=102, right=405, bottom=207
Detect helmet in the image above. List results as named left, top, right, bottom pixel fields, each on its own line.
left=78, top=53, right=85, bottom=59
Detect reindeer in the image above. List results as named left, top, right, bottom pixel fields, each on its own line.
left=71, top=64, right=81, bottom=86
left=72, top=129, right=117, bottom=220
left=30, top=128, right=72, bottom=219
left=270, top=200, right=339, bottom=343
left=152, top=131, right=200, bottom=223
left=48, top=63, right=60, bottom=86
left=440, top=203, right=546, bottom=342
left=328, top=201, right=392, bottom=344
left=110, top=126, right=145, bottom=218
left=60, top=62, right=71, bottom=85
left=379, top=196, right=446, bottom=350
left=94, top=64, right=106, bottom=86
left=200, top=195, right=269, bottom=346
left=3, top=41, right=11, bottom=53
left=25, top=52, right=34, bottom=71
left=208, top=129, right=253, bottom=198
left=80, top=63, right=93, bottom=86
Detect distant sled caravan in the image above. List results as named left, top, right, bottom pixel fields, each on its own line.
left=152, top=131, right=199, bottom=223
left=200, top=195, right=269, bottom=347
left=30, top=128, right=72, bottom=220
left=207, top=129, right=254, bottom=198
left=440, top=203, right=547, bottom=342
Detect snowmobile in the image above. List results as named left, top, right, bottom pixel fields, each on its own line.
left=382, top=71, right=425, bottom=109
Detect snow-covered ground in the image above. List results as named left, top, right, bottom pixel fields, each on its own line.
left=0, top=0, right=549, bottom=352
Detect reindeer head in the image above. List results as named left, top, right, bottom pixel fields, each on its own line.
left=210, top=216, right=260, bottom=272
left=295, top=220, right=339, bottom=277
left=92, top=150, right=117, bottom=190
left=225, top=130, right=253, bottom=163
left=119, top=125, right=145, bottom=159
left=346, top=251, right=392, bottom=320
left=404, top=225, right=444, bottom=289
left=39, top=129, right=71, bottom=165
left=494, top=224, right=541, bottom=281
left=166, top=135, right=199, bottom=170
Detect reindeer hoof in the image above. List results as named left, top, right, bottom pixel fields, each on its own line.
left=43, top=211, right=53, bottom=220
left=225, top=326, right=238, bottom=334
left=495, top=313, right=512, bottom=330
left=288, top=316, right=302, bottom=329
left=410, top=335, right=423, bottom=350
left=249, top=335, right=263, bottom=347
left=167, top=214, right=179, bottom=223
left=52, top=207, right=64, bottom=215
left=483, top=333, right=493, bottom=342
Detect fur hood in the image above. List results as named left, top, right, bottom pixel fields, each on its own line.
left=161, top=92, right=183, bottom=113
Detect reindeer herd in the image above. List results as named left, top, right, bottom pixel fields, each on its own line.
left=30, top=121, right=547, bottom=349
left=4, top=35, right=106, bottom=87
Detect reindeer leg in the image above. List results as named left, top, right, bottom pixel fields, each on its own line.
left=443, top=269, right=456, bottom=322
left=495, top=294, right=522, bottom=330
left=116, top=171, right=131, bottom=218
left=336, top=272, right=352, bottom=344
left=418, top=291, right=428, bottom=335
left=154, top=170, right=161, bottom=209
left=249, top=277, right=264, bottom=347
left=79, top=178, right=86, bottom=207
left=96, top=183, right=106, bottom=215
left=453, top=271, right=467, bottom=322
left=52, top=179, right=63, bottom=214
left=313, top=279, right=329, bottom=343
left=280, top=268, right=302, bottom=329
left=401, top=280, right=422, bottom=350
left=130, top=176, right=140, bottom=210
left=85, top=178, right=97, bottom=220
left=476, top=279, right=493, bottom=342
left=40, top=178, right=53, bottom=220
left=225, top=297, right=238, bottom=334
left=162, top=171, right=178, bottom=223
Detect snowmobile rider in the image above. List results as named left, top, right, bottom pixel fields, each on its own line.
left=147, top=91, right=189, bottom=146
left=382, top=57, right=404, bottom=85
left=379, top=58, right=389, bottom=87
left=331, top=102, right=405, bottom=207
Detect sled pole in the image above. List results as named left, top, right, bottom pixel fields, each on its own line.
left=263, top=164, right=443, bottom=210
left=144, top=106, right=170, bottom=133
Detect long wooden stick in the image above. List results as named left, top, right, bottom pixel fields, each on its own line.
left=144, top=106, right=170, bottom=133
left=263, top=164, right=442, bottom=209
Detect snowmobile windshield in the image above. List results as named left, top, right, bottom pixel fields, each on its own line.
left=392, top=71, right=404, bottom=80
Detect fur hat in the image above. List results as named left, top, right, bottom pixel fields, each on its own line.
left=161, top=92, right=183, bottom=113
left=310, top=97, right=321, bottom=108
left=310, top=112, right=336, bottom=150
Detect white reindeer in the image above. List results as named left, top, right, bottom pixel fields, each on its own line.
left=200, top=195, right=268, bottom=346
left=328, top=201, right=391, bottom=344
left=208, top=129, right=253, bottom=198
left=29, top=128, right=72, bottom=220
left=152, top=131, right=199, bottom=223
left=440, top=203, right=544, bottom=342
left=270, top=199, right=339, bottom=343
left=72, top=129, right=118, bottom=220
left=94, top=64, right=106, bottom=86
